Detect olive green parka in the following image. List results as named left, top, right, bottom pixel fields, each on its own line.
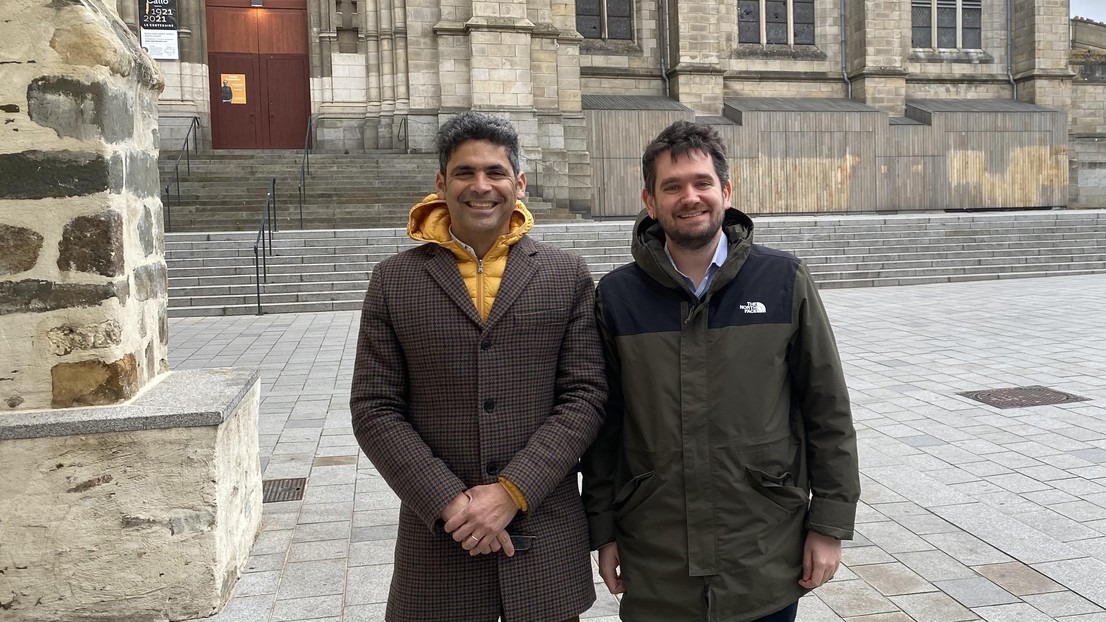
left=581, top=208, right=860, bottom=622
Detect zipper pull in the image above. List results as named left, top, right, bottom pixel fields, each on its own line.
left=477, top=258, right=484, bottom=274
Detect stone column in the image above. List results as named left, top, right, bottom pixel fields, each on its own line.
left=0, top=1, right=261, bottom=619
left=667, top=0, right=725, bottom=115
left=2, top=1, right=167, bottom=410
left=845, top=0, right=908, bottom=115
left=1012, top=0, right=1073, bottom=113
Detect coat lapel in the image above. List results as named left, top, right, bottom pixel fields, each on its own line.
left=423, top=245, right=484, bottom=327
left=485, top=235, right=539, bottom=330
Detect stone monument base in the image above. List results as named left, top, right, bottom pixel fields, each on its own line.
left=0, top=368, right=262, bottom=621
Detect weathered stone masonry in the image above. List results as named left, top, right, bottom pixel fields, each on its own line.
left=0, top=0, right=167, bottom=411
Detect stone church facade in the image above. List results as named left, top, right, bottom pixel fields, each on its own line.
left=115, top=0, right=1103, bottom=215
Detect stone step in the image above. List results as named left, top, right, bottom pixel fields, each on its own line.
left=164, top=209, right=1106, bottom=316
left=167, top=263, right=1106, bottom=316
left=164, top=237, right=1106, bottom=267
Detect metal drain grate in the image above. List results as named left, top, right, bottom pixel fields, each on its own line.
left=958, top=386, right=1090, bottom=410
left=262, top=478, right=307, bottom=503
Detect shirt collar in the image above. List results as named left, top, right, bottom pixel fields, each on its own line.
left=664, top=232, right=728, bottom=298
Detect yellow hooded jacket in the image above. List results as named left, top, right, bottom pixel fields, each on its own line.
left=406, top=192, right=534, bottom=511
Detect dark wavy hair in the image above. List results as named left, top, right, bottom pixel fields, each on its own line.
left=642, top=120, right=729, bottom=195
left=436, top=111, right=522, bottom=176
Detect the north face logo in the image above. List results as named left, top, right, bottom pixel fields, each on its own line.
left=740, top=302, right=766, bottom=314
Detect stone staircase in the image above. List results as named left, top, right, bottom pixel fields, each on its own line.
left=157, top=150, right=580, bottom=232
left=165, top=209, right=1106, bottom=317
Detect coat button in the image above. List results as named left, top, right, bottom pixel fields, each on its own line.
left=485, top=462, right=498, bottom=475
left=483, top=399, right=495, bottom=413
left=480, top=339, right=492, bottom=350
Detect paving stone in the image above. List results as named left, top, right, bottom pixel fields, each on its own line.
left=851, top=562, right=936, bottom=596
left=842, top=546, right=897, bottom=567
left=271, top=594, right=343, bottom=621
left=933, top=577, right=1019, bottom=608
left=973, top=562, right=1065, bottom=596
left=349, top=538, right=398, bottom=567
left=297, top=501, right=355, bottom=524
left=353, top=508, right=400, bottom=528
left=351, top=524, right=399, bottom=542
left=203, top=594, right=276, bottom=622
left=972, top=603, right=1056, bottom=622
left=1022, top=591, right=1105, bottom=617
left=346, top=564, right=393, bottom=606
left=843, top=613, right=914, bottom=622
left=245, top=553, right=287, bottom=574
left=301, top=483, right=356, bottom=505
left=891, top=592, right=978, bottom=622
left=1052, top=501, right=1106, bottom=522
left=253, top=529, right=294, bottom=556
left=813, top=579, right=899, bottom=618
left=922, top=532, right=1013, bottom=566
left=234, top=570, right=281, bottom=596
left=894, top=551, right=978, bottom=582
left=288, top=538, right=349, bottom=562
left=308, top=464, right=358, bottom=485
left=340, top=603, right=387, bottom=622
left=1015, top=510, right=1103, bottom=543
left=933, top=503, right=1083, bottom=564
left=988, top=473, right=1054, bottom=494
left=855, top=521, right=935, bottom=554
left=275, top=558, right=347, bottom=599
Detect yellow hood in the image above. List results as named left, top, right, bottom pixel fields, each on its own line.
left=406, top=192, right=534, bottom=247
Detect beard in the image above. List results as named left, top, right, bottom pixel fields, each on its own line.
left=660, top=209, right=724, bottom=251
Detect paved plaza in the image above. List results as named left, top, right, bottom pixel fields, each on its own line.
left=170, top=274, right=1106, bottom=622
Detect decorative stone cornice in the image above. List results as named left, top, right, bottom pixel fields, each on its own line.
left=463, top=16, right=536, bottom=34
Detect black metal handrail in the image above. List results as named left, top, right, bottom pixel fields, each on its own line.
left=297, top=115, right=314, bottom=229
left=252, top=178, right=277, bottom=315
left=163, top=116, right=200, bottom=232
left=397, top=115, right=409, bottom=153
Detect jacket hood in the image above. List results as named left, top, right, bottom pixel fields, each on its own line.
left=631, top=207, right=755, bottom=288
left=406, top=192, right=534, bottom=246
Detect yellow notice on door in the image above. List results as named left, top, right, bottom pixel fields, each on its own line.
left=219, top=74, right=246, bottom=104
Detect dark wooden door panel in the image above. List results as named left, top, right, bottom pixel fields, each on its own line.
left=207, top=4, right=308, bottom=148
left=210, top=54, right=261, bottom=148
left=262, top=56, right=309, bottom=148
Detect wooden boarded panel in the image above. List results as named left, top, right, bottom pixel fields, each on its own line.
left=206, top=6, right=258, bottom=54
left=259, top=9, right=308, bottom=55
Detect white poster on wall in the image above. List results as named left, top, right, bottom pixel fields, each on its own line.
left=141, top=28, right=179, bottom=60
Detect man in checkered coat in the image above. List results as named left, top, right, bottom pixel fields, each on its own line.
left=350, top=111, right=608, bottom=622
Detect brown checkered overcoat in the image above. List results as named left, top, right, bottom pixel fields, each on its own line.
left=350, top=234, right=608, bottom=622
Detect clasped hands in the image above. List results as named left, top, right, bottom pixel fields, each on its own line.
left=441, top=483, right=519, bottom=557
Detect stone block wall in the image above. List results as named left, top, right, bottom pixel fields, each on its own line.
left=0, top=0, right=168, bottom=412
left=0, top=368, right=262, bottom=621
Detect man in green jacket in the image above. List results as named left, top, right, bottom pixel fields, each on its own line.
left=580, top=120, right=860, bottom=622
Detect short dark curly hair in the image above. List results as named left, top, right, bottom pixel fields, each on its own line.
left=436, top=111, right=522, bottom=176
left=642, top=120, right=729, bottom=196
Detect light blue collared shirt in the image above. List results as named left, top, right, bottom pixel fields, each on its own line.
left=664, top=233, right=729, bottom=299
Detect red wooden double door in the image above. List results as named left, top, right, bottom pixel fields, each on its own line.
left=207, top=0, right=309, bottom=149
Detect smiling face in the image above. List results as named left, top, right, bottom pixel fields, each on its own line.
left=435, top=139, right=526, bottom=257
left=643, top=148, right=731, bottom=251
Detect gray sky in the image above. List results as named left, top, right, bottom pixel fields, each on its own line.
left=1071, top=0, right=1106, bottom=22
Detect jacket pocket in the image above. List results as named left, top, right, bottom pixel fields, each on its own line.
left=612, top=470, right=656, bottom=518
left=745, top=467, right=809, bottom=518
left=510, top=307, right=567, bottom=326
